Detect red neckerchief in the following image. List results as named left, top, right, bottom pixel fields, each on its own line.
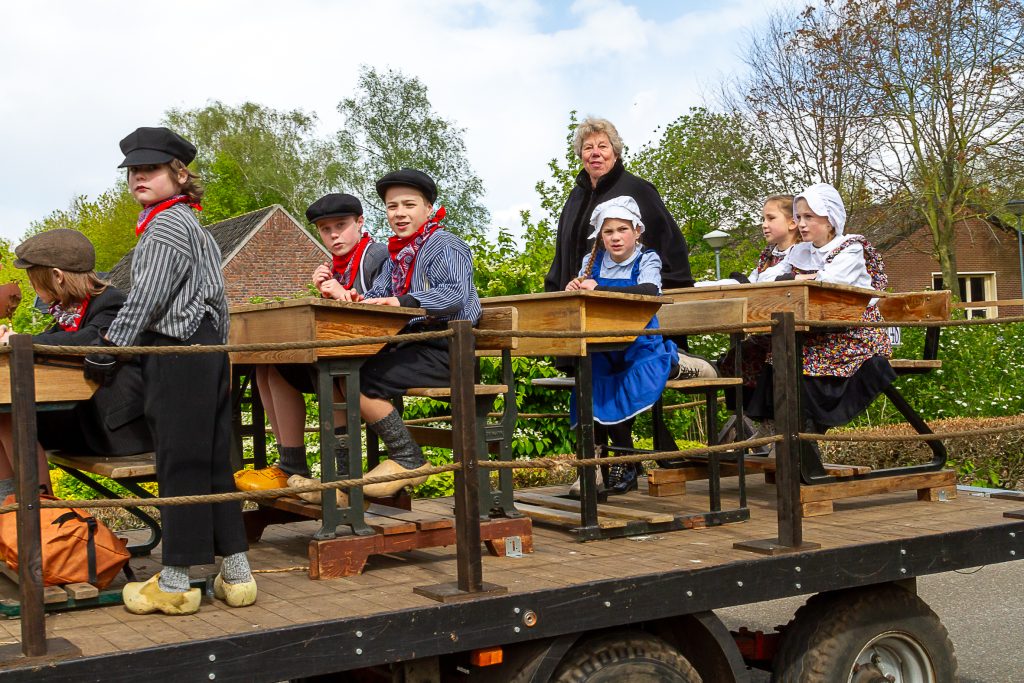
left=136, top=195, right=202, bottom=237
left=49, top=295, right=90, bottom=332
left=388, top=206, right=445, bottom=296
left=330, top=233, right=373, bottom=291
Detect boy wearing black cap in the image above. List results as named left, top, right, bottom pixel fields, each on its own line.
left=336, top=168, right=481, bottom=497
left=104, top=126, right=255, bottom=616
left=235, top=194, right=388, bottom=496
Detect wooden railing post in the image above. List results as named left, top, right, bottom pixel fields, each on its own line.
left=415, top=321, right=506, bottom=602
left=10, top=335, right=45, bottom=656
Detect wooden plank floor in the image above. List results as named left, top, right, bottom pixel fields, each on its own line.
left=0, top=474, right=1020, bottom=664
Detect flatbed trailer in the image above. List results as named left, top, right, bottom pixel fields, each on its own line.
left=0, top=477, right=1019, bottom=681
left=1, top=297, right=1021, bottom=681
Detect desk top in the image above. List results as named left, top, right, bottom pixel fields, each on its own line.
left=664, top=280, right=878, bottom=323
left=229, top=297, right=425, bottom=363
left=480, top=290, right=664, bottom=357
left=0, top=356, right=96, bottom=405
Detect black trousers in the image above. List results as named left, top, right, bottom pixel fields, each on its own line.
left=140, top=317, right=248, bottom=566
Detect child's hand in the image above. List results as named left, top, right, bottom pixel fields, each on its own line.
left=0, top=325, right=9, bottom=346
left=319, top=279, right=346, bottom=299
left=578, top=278, right=598, bottom=291
left=362, top=297, right=401, bottom=307
left=565, top=278, right=581, bottom=291
left=312, top=263, right=332, bottom=287
left=794, top=273, right=818, bottom=281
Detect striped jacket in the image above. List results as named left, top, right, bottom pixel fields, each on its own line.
left=364, top=230, right=481, bottom=326
left=106, top=203, right=229, bottom=346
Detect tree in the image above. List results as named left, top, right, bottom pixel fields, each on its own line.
left=164, top=102, right=341, bottom=225
left=631, top=107, right=793, bottom=272
left=336, top=66, right=489, bottom=238
left=27, top=183, right=140, bottom=272
left=822, top=0, right=1024, bottom=292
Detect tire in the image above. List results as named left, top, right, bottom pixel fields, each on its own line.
left=550, top=631, right=702, bottom=682
left=771, top=584, right=958, bottom=683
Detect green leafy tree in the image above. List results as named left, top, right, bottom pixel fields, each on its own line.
left=26, top=182, right=140, bottom=272
left=336, top=66, right=489, bottom=238
left=631, top=107, right=792, bottom=278
left=165, top=101, right=341, bottom=225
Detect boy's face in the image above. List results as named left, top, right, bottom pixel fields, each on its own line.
left=384, top=186, right=432, bottom=239
left=127, top=164, right=186, bottom=206
left=316, top=215, right=365, bottom=257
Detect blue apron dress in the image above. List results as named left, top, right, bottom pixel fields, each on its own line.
left=571, top=248, right=678, bottom=427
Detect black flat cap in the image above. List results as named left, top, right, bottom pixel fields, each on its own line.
left=14, top=229, right=96, bottom=272
left=306, top=194, right=364, bottom=224
left=375, top=168, right=437, bottom=205
left=118, top=127, right=197, bottom=168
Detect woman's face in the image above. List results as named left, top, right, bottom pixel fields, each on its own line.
left=580, top=133, right=617, bottom=184
left=795, top=198, right=834, bottom=247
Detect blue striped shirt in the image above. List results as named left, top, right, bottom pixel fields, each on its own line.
left=364, top=230, right=481, bottom=326
left=106, top=203, right=229, bottom=346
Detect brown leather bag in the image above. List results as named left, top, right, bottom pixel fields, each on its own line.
left=0, top=495, right=130, bottom=589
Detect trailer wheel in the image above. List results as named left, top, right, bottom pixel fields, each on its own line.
left=771, top=584, right=957, bottom=683
left=550, top=631, right=702, bottom=682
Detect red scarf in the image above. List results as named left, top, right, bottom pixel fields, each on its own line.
left=330, top=233, right=373, bottom=291
left=49, top=295, right=90, bottom=332
left=136, top=195, right=202, bottom=236
left=388, top=206, right=445, bottom=296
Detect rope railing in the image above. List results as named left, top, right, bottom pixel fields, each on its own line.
left=474, top=321, right=770, bottom=340
left=796, top=315, right=1024, bottom=329
left=800, top=420, right=1024, bottom=443
left=0, top=435, right=784, bottom=514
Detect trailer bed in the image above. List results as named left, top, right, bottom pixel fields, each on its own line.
left=0, top=476, right=1021, bottom=681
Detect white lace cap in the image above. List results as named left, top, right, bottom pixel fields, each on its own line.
left=588, top=195, right=645, bottom=239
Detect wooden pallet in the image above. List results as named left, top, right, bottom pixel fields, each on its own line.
left=798, top=469, right=957, bottom=517
left=646, top=457, right=872, bottom=497
left=514, top=491, right=675, bottom=528
left=248, top=496, right=533, bottom=579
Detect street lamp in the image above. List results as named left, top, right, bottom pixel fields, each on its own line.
left=703, top=229, right=730, bottom=280
left=1007, top=199, right=1024, bottom=300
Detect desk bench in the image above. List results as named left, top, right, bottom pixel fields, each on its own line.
left=46, top=451, right=160, bottom=557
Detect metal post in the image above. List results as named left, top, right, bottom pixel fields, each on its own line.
left=10, top=335, right=44, bottom=657
left=714, top=249, right=722, bottom=280
left=733, top=313, right=819, bottom=555
left=415, top=321, right=505, bottom=601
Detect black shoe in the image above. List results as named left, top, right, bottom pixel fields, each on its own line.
left=606, top=463, right=639, bottom=495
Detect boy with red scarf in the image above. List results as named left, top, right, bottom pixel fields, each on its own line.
left=100, top=127, right=255, bottom=616
left=235, top=194, right=387, bottom=493
left=345, top=168, right=481, bottom=497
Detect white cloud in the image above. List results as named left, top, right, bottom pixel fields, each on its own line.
left=0, top=0, right=781, bottom=244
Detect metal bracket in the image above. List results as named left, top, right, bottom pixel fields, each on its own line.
left=504, top=536, right=524, bottom=558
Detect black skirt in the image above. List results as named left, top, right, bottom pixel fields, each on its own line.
left=745, top=356, right=896, bottom=428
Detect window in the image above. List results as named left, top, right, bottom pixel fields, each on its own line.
left=932, top=272, right=996, bottom=319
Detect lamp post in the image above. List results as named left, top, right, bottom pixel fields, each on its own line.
left=703, top=229, right=730, bottom=280
left=1007, top=200, right=1024, bottom=300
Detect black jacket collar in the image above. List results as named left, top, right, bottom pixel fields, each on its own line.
left=575, top=158, right=626, bottom=194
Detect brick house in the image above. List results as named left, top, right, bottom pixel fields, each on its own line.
left=108, top=205, right=329, bottom=306
left=857, top=211, right=1024, bottom=318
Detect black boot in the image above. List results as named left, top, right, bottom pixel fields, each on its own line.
left=607, top=462, right=640, bottom=495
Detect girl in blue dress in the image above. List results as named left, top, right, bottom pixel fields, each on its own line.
left=566, top=196, right=680, bottom=494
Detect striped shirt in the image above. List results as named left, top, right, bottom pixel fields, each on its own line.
left=106, top=203, right=229, bottom=346
left=364, top=230, right=481, bottom=326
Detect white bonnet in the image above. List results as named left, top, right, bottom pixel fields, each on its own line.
left=794, top=183, right=846, bottom=236
left=588, top=195, right=644, bottom=239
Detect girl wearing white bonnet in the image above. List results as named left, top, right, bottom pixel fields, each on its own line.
left=747, top=183, right=895, bottom=480
left=564, top=196, right=715, bottom=496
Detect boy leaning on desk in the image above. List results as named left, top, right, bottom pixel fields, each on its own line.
left=237, top=169, right=481, bottom=501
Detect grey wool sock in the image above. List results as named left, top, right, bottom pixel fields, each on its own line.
left=275, top=444, right=309, bottom=477
left=333, top=428, right=349, bottom=477
left=220, top=552, right=252, bottom=584
left=0, top=479, right=14, bottom=500
left=368, top=410, right=425, bottom=469
left=158, top=565, right=191, bottom=593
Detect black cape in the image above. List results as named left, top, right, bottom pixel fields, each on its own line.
left=36, top=287, right=153, bottom=456
left=544, top=159, right=694, bottom=292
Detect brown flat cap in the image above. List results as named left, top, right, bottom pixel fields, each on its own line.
left=14, top=229, right=96, bottom=272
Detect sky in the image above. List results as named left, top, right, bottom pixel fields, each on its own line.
left=0, top=0, right=790, bottom=244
